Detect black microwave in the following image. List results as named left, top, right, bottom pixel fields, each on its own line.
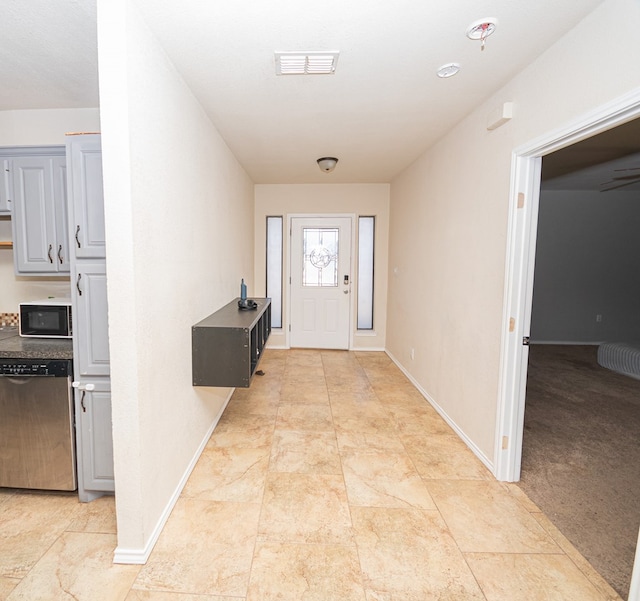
left=19, top=299, right=72, bottom=338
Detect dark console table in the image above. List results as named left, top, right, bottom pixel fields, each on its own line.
left=192, top=297, right=271, bottom=387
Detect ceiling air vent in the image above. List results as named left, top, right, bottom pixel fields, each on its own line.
left=275, top=51, right=339, bottom=75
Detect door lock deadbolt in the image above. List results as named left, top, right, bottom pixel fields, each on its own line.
left=344, top=275, right=349, bottom=285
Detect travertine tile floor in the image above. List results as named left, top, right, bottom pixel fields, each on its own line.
left=0, top=350, right=624, bottom=600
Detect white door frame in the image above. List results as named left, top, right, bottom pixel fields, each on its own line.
left=285, top=213, right=356, bottom=349
left=496, top=88, right=640, bottom=599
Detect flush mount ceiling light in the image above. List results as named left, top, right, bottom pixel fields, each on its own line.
left=436, top=62, right=461, bottom=78
left=275, top=51, right=339, bottom=75
left=317, top=157, right=338, bottom=172
left=466, top=18, right=498, bottom=51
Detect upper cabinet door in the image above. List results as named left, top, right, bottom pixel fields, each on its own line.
left=53, top=157, right=70, bottom=271
left=11, top=155, right=67, bottom=274
left=67, top=135, right=106, bottom=259
left=0, top=159, right=12, bottom=214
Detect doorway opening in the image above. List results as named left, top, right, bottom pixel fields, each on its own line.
left=519, top=117, right=640, bottom=598
left=496, top=89, right=640, bottom=600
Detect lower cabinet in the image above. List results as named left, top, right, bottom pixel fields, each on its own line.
left=74, top=381, right=114, bottom=501
left=71, top=262, right=112, bottom=501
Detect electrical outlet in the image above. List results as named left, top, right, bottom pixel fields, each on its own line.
left=410, top=348, right=415, bottom=360
left=596, top=314, right=602, bottom=323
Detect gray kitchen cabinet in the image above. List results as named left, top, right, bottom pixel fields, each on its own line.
left=73, top=261, right=110, bottom=377
left=66, top=135, right=106, bottom=259
left=66, top=133, right=113, bottom=500
left=10, top=153, right=70, bottom=274
left=73, top=382, right=114, bottom=501
left=0, top=159, right=12, bottom=214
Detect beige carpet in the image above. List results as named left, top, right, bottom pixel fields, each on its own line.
left=517, top=344, right=640, bottom=599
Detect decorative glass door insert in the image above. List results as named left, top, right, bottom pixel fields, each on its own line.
left=302, top=227, right=339, bottom=287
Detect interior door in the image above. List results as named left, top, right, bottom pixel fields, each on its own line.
left=290, top=217, right=352, bottom=349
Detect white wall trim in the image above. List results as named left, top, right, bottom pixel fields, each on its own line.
left=515, top=88, right=640, bottom=158
left=629, top=526, right=640, bottom=601
left=112, top=389, right=234, bottom=564
left=352, top=346, right=386, bottom=352
left=494, top=152, right=542, bottom=482
left=530, top=340, right=603, bottom=346
left=495, top=87, right=640, bottom=483
left=266, top=344, right=386, bottom=352
left=385, top=350, right=494, bottom=474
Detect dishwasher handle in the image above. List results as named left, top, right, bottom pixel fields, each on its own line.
left=3, top=376, right=35, bottom=385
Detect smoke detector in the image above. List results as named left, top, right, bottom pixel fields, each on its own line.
left=466, top=18, right=498, bottom=50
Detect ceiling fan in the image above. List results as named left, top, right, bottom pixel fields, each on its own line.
left=600, top=166, right=640, bottom=192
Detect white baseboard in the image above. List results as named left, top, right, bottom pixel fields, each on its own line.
left=113, top=388, right=234, bottom=564
left=385, top=350, right=494, bottom=474
left=530, top=340, right=602, bottom=346
left=351, top=346, right=386, bottom=352
left=112, top=547, right=151, bottom=565
left=265, top=345, right=387, bottom=352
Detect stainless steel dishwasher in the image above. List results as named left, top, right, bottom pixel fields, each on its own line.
left=0, top=358, right=76, bottom=491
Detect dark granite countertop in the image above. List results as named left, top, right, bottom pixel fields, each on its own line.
left=0, top=327, right=73, bottom=359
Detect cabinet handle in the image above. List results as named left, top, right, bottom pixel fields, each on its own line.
left=57, top=244, right=63, bottom=264
left=80, top=390, right=86, bottom=413
left=75, top=225, right=81, bottom=248
left=76, top=273, right=83, bottom=296
left=47, top=244, right=53, bottom=263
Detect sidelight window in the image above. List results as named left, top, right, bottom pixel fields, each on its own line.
left=357, top=216, right=375, bottom=330
left=266, top=216, right=283, bottom=328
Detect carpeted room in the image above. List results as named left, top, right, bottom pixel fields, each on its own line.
left=520, top=344, right=639, bottom=599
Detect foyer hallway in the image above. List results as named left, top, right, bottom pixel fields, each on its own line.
left=0, top=350, right=622, bottom=600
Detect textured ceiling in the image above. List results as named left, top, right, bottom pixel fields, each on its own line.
left=0, top=0, right=99, bottom=110
left=3, top=0, right=628, bottom=186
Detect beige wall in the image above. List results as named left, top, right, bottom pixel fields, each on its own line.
left=254, top=184, right=389, bottom=350
left=0, top=109, right=100, bottom=146
left=387, top=0, right=640, bottom=465
left=0, top=108, right=101, bottom=312
left=98, top=0, right=254, bottom=556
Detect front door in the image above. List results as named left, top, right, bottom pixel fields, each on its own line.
left=290, top=217, right=352, bottom=349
